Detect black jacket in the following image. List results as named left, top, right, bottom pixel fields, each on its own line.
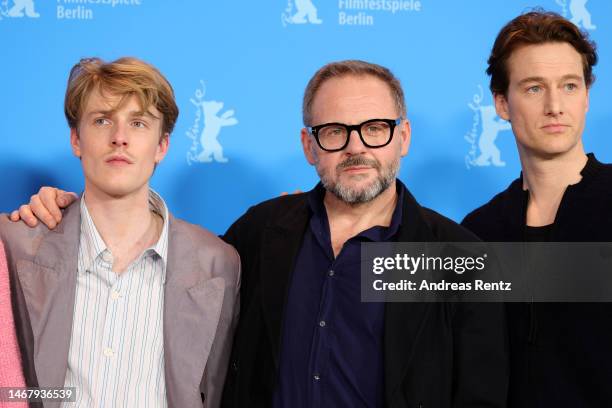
left=462, top=154, right=612, bottom=408
left=221, top=184, right=508, bottom=408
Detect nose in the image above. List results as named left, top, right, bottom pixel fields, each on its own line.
left=343, top=128, right=367, bottom=155
left=110, top=123, right=128, bottom=147
left=544, top=88, right=563, bottom=117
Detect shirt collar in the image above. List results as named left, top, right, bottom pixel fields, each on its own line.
left=79, top=189, right=170, bottom=279
left=516, top=152, right=603, bottom=197
left=307, top=180, right=405, bottom=242
left=148, top=189, right=170, bottom=271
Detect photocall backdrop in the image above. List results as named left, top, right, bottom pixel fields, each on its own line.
left=1, top=0, right=610, bottom=234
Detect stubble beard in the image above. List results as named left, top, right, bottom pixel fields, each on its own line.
left=318, top=155, right=400, bottom=205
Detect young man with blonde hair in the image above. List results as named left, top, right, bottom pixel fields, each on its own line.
left=0, top=57, right=240, bottom=407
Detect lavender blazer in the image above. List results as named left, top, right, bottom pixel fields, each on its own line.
left=0, top=200, right=240, bottom=408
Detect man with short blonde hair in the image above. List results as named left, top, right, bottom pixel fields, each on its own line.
left=1, top=57, right=240, bottom=407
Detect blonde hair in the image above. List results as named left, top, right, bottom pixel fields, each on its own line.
left=64, top=57, right=179, bottom=135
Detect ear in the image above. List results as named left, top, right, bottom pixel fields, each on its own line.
left=585, top=87, right=590, bottom=113
left=399, top=119, right=411, bottom=157
left=70, top=128, right=81, bottom=158
left=301, top=127, right=317, bottom=165
left=155, top=133, right=170, bottom=163
left=494, top=92, right=510, bottom=121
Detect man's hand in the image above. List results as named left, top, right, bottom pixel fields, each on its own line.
left=9, top=187, right=78, bottom=229
left=280, top=189, right=303, bottom=196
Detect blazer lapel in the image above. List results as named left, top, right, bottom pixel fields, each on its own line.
left=384, top=189, right=436, bottom=402
left=501, top=178, right=528, bottom=241
left=163, top=216, right=225, bottom=407
left=16, top=202, right=80, bottom=392
left=259, top=197, right=310, bottom=368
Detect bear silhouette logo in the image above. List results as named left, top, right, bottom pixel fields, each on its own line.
left=186, top=81, right=238, bottom=165
left=1, top=0, right=39, bottom=18
left=465, top=86, right=512, bottom=169
left=556, top=0, right=596, bottom=30
left=282, top=0, right=322, bottom=27
left=472, top=105, right=512, bottom=167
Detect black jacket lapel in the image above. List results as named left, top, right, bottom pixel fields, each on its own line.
left=383, top=190, right=436, bottom=402
left=501, top=178, right=528, bottom=241
left=259, top=197, right=310, bottom=367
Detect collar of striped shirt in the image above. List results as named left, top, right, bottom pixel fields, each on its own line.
left=78, top=189, right=170, bottom=281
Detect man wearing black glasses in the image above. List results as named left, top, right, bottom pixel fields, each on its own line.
left=220, top=60, right=507, bottom=408
left=13, top=60, right=508, bottom=408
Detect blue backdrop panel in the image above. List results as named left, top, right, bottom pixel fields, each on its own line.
left=1, top=0, right=610, bottom=234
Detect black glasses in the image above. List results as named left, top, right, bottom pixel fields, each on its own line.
left=307, top=118, right=402, bottom=152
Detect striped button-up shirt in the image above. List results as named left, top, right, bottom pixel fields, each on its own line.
left=62, top=191, right=169, bottom=407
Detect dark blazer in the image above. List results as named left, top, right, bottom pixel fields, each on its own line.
left=221, top=184, right=508, bottom=408
left=462, top=154, right=612, bottom=408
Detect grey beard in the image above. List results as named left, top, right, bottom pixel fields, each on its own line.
left=319, top=155, right=399, bottom=205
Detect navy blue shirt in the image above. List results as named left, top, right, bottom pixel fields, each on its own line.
left=272, top=182, right=405, bottom=408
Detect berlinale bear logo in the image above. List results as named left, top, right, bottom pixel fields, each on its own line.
left=0, top=0, right=40, bottom=19
left=556, top=0, right=596, bottom=30
left=186, top=81, right=238, bottom=165
left=282, top=0, right=322, bottom=27
left=464, top=85, right=512, bottom=169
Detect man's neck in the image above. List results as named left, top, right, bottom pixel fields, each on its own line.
left=83, top=185, right=162, bottom=272
left=519, top=146, right=588, bottom=227
left=324, top=180, right=398, bottom=257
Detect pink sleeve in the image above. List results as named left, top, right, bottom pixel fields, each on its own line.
left=0, top=240, right=27, bottom=408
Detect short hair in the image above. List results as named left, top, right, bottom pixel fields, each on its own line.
left=302, top=60, right=406, bottom=126
left=487, top=10, right=597, bottom=96
left=64, top=57, right=179, bottom=135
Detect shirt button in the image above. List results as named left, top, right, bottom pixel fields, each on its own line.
left=328, top=270, right=335, bottom=277
left=102, top=252, right=113, bottom=263
left=319, top=320, right=326, bottom=327
left=103, top=347, right=114, bottom=357
left=111, top=290, right=121, bottom=300
left=313, top=374, right=320, bottom=381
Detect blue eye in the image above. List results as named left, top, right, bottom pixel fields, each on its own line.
left=564, top=83, right=578, bottom=92
left=320, top=126, right=346, bottom=138
left=526, top=85, right=541, bottom=94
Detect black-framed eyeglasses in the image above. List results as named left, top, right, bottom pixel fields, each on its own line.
left=307, top=117, right=402, bottom=152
